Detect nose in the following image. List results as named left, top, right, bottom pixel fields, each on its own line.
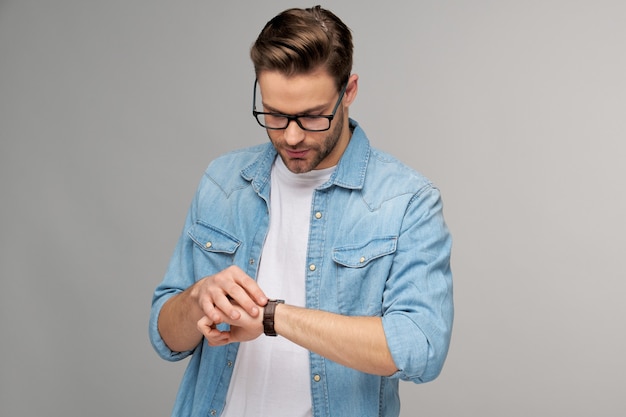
left=283, top=119, right=306, bottom=146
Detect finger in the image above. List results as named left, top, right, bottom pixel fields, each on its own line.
left=192, top=280, right=222, bottom=323
left=231, top=274, right=268, bottom=317
left=238, top=274, right=269, bottom=305
left=198, top=316, right=230, bottom=346
left=200, top=297, right=226, bottom=324
left=212, top=292, right=242, bottom=321
left=206, top=266, right=267, bottom=319
left=206, top=328, right=231, bottom=346
left=206, top=269, right=249, bottom=320
left=196, top=316, right=214, bottom=338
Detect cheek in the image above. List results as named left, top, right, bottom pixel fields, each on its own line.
left=266, top=129, right=281, bottom=143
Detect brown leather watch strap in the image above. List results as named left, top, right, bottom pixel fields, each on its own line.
left=263, top=299, right=284, bottom=336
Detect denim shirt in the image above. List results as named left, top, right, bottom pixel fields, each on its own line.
left=149, top=120, right=454, bottom=417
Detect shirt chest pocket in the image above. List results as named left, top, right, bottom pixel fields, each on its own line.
left=332, top=236, right=397, bottom=316
left=188, top=221, right=241, bottom=275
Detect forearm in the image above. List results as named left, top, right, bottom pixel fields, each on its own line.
left=273, top=304, right=398, bottom=376
left=158, top=290, right=205, bottom=353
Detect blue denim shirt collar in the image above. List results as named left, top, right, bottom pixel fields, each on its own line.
left=240, top=118, right=369, bottom=192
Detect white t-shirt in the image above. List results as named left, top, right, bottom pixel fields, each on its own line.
left=221, top=156, right=335, bottom=417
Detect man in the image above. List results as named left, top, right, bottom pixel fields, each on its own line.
left=150, top=6, right=453, bottom=417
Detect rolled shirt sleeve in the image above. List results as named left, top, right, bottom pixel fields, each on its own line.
left=382, top=185, right=453, bottom=382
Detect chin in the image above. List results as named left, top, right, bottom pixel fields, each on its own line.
left=286, top=162, right=313, bottom=174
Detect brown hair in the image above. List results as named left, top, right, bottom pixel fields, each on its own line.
left=250, top=6, right=353, bottom=91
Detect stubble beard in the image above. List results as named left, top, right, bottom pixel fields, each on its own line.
left=273, top=112, right=345, bottom=174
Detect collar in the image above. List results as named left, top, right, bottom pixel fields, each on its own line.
left=241, top=118, right=370, bottom=192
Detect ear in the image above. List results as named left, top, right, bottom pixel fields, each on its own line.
left=343, top=73, right=359, bottom=107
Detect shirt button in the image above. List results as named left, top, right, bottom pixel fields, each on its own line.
left=227, top=361, right=233, bottom=367
left=309, top=264, right=316, bottom=271
left=210, top=410, right=217, bottom=416
left=315, top=212, right=322, bottom=219
left=360, top=256, right=366, bottom=263
left=249, top=258, right=255, bottom=265
left=313, top=374, right=321, bottom=382
left=205, top=242, right=212, bottom=249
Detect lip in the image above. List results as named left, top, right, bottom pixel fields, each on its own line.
left=285, top=149, right=309, bottom=159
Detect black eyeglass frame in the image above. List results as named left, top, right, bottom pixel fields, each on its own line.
left=252, top=79, right=348, bottom=132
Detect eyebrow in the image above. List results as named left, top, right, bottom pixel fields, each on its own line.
left=261, top=101, right=330, bottom=115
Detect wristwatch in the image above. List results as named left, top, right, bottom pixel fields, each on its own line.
left=263, top=299, right=284, bottom=336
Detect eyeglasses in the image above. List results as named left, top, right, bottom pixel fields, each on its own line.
left=252, top=79, right=347, bottom=132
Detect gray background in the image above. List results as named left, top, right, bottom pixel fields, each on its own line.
left=1, top=1, right=625, bottom=416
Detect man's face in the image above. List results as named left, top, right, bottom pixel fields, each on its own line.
left=257, top=70, right=352, bottom=173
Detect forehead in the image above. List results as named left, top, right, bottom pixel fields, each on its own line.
left=257, top=70, right=337, bottom=114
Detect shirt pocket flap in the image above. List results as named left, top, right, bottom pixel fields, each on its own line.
left=332, top=236, right=397, bottom=268
left=188, top=221, right=241, bottom=254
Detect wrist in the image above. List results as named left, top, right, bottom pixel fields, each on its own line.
left=263, top=299, right=284, bottom=336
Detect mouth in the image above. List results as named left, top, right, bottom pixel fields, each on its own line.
left=285, top=149, right=309, bottom=159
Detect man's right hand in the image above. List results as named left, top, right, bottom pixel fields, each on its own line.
left=190, top=265, right=268, bottom=324
left=158, top=265, right=268, bottom=353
